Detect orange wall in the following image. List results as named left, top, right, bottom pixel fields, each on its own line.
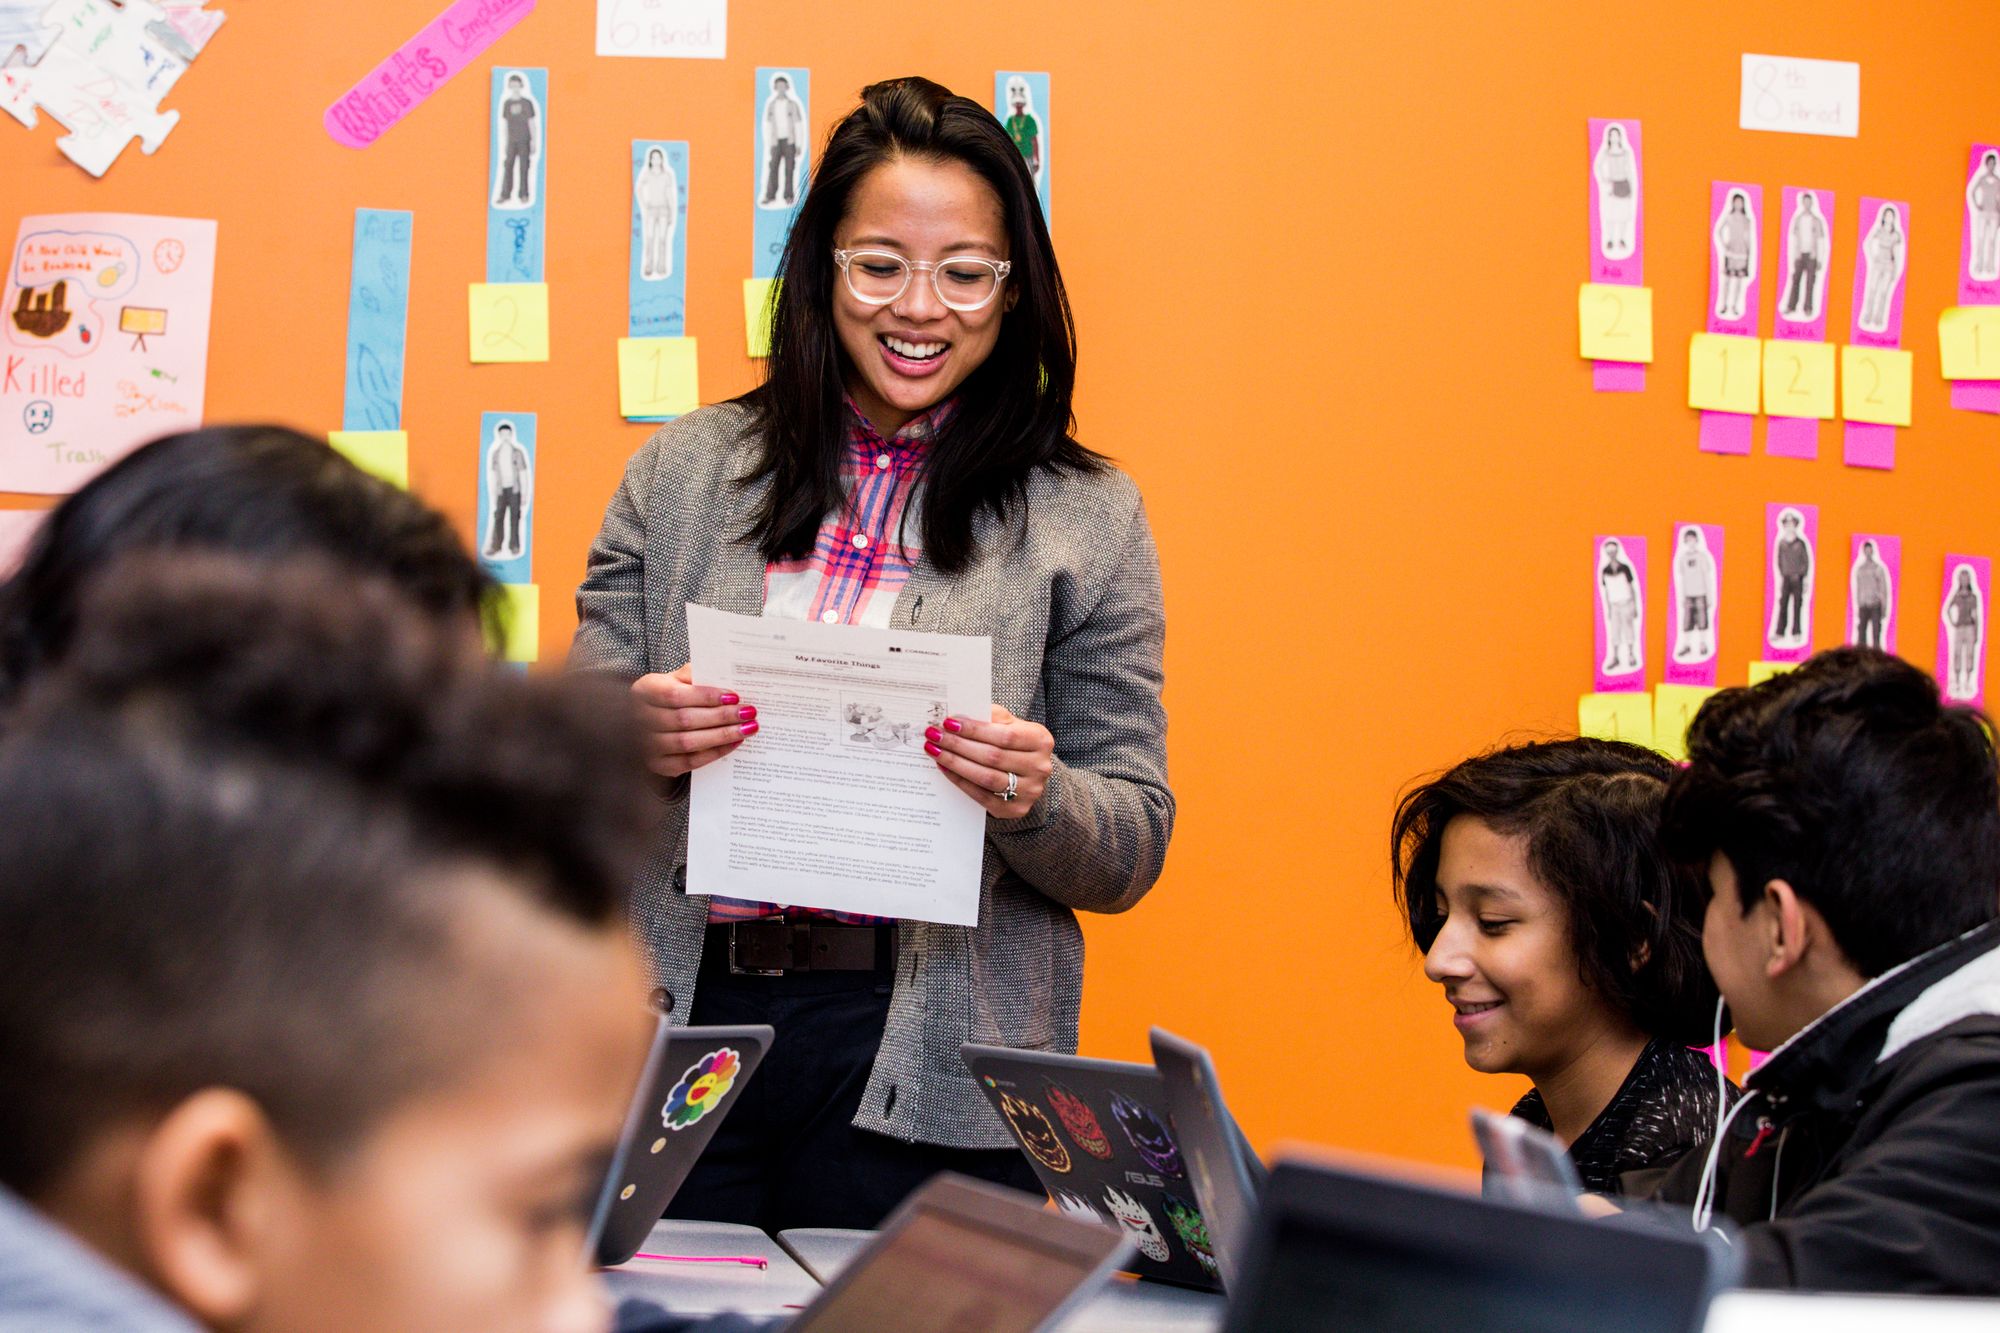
left=7, top=2, right=2000, bottom=1171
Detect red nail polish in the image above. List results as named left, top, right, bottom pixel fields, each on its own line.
left=719, top=692, right=740, bottom=705
left=924, top=741, right=941, bottom=757
left=739, top=706, right=758, bottom=721
left=740, top=721, right=759, bottom=736
left=924, top=726, right=942, bottom=744
left=943, top=718, right=963, bottom=733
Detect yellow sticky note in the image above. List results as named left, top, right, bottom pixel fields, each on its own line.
left=1938, top=306, right=2000, bottom=380
left=327, top=431, right=409, bottom=489
left=1578, top=283, right=1654, bottom=363
left=1761, top=339, right=1836, bottom=420
left=1747, top=661, right=1794, bottom=686
left=1653, top=684, right=1719, bottom=762
left=1841, top=344, right=1913, bottom=426
left=491, top=583, right=539, bottom=663
left=1687, top=333, right=1763, bottom=414
left=743, top=278, right=779, bottom=358
left=469, top=283, right=551, bottom=363
left=618, top=336, right=700, bottom=419
left=1578, top=692, right=1655, bottom=748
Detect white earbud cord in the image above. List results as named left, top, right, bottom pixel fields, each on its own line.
left=1692, top=994, right=1756, bottom=1235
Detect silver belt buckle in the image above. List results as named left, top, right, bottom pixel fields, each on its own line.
left=727, top=918, right=789, bottom=976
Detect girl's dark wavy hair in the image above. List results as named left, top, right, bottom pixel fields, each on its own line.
left=1392, top=738, right=1720, bottom=1046
left=736, top=76, right=1104, bottom=575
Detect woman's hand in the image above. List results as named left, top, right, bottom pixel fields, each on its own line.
left=925, top=706, right=1054, bottom=820
left=631, top=664, right=757, bottom=778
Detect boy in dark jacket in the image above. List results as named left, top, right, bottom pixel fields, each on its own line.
left=1654, top=647, right=2000, bottom=1293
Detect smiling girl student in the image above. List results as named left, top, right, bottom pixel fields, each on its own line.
left=573, top=77, right=1173, bottom=1231
left=1392, top=739, right=1731, bottom=1195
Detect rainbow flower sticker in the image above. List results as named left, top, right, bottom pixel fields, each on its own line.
left=662, top=1047, right=741, bottom=1132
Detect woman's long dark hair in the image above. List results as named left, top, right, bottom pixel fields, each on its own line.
left=740, top=76, right=1104, bottom=576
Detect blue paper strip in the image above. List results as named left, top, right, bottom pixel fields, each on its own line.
left=475, top=411, right=536, bottom=582
left=752, top=67, right=808, bottom=279
left=629, top=139, right=689, bottom=423
left=342, top=208, right=414, bottom=432
left=488, top=67, right=548, bottom=283
left=995, top=72, right=1050, bottom=224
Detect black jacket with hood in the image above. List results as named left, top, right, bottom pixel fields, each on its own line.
left=1657, top=917, right=2000, bottom=1293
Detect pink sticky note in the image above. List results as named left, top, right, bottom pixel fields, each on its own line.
left=1848, top=535, right=1901, bottom=655
left=1953, top=147, right=2000, bottom=413
left=1587, top=119, right=1645, bottom=393
left=1843, top=421, right=1897, bottom=470
left=1594, top=535, right=1648, bottom=692
left=1764, top=504, right=1819, bottom=663
left=1699, top=412, right=1754, bottom=455
left=1765, top=416, right=1818, bottom=459
left=325, top=0, right=537, bottom=148
left=1767, top=186, right=1835, bottom=459
left=1665, top=523, right=1723, bottom=687
left=1952, top=381, right=2000, bottom=413
left=1939, top=555, right=1992, bottom=709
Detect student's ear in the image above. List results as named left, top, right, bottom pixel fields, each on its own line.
left=1761, top=878, right=1811, bottom=979
left=131, top=1088, right=289, bottom=1326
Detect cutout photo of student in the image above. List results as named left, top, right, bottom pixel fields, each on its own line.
left=1392, top=739, right=1732, bottom=1197
left=1850, top=540, right=1892, bottom=650
left=1598, top=539, right=1641, bottom=675
left=1656, top=648, right=2000, bottom=1292
left=1672, top=526, right=1716, bottom=664
left=1592, top=122, right=1637, bottom=259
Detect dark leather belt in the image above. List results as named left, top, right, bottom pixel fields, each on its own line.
left=708, top=919, right=898, bottom=976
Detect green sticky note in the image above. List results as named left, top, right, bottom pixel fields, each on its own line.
left=1748, top=661, right=1794, bottom=686
left=327, top=431, right=409, bottom=489
left=743, top=278, right=779, bottom=358
left=1579, top=692, right=1655, bottom=748
left=1654, top=684, right=1719, bottom=762
left=492, top=583, right=540, bottom=663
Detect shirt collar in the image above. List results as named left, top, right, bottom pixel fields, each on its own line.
left=844, top=395, right=958, bottom=455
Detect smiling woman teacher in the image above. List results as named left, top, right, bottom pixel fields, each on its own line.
left=572, top=77, right=1174, bottom=1230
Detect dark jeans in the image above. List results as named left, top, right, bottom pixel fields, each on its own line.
left=1776, top=576, right=1806, bottom=637
left=1857, top=602, right=1885, bottom=648
left=665, top=946, right=1040, bottom=1232
left=499, top=138, right=533, bottom=202
left=762, top=141, right=798, bottom=203
left=1784, top=257, right=1819, bottom=314
left=487, top=486, right=521, bottom=555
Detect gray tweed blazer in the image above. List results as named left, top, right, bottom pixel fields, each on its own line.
left=571, top=402, right=1173, bottom=1148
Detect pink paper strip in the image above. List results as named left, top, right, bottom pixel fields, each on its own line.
left=1774, top=187, right=1835, bottom=341
left=1665, top=523, right=1723, bottom=687
left=1848, top=534, right=1900, bottom=655
left=1765, top=417, right=1819, bottom=460
left=1763, top=503, right=1819, bottom=663
left=1959, top=145, right=2000, bottom=304
left=1851, top=197, right=1911, bottom=350
left=1593, top=534, right=1648, bottom=693
left=325, top=0, right=537, bottom=148
left=1699, top=411, right=1754, bottom=455
left=1952, top=381, right=2000, bottom=413
left=1843, top=421, right=1896, bottom=470
left=1594, top=361, right=1647, bottom=392
left=1938, top=555, right=1992, bottom=709
left=1707, top=182, right=1765, bottom=337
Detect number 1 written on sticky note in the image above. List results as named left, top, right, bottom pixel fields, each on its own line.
left=1939, top=306, right=2000, bottom=380
left=1688, top=333, right=1763, bottom=414
left=1653, top=683, right=1719, bottom=762
left=469, top=283, right=551, bottom=363
left=618, top=337, right=699, bottom=419
left=1578, top=283, right=1654, bottom=363
left=1579, top=692, right=1656, bottom=748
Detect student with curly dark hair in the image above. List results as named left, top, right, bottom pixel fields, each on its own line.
left=1655, top=647, right=2000, bottom=1293
left=1393, top=738, right=1729, bottom=1195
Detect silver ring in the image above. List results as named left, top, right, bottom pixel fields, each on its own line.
left=999, top=771, right=1019, bottom=803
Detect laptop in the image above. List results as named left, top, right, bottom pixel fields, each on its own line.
left=1148, top=1027, right=1269, bottom=1291
left=787, top=1173, right=1131, bottom=1332
left=1222, top=1156, right=1740, bottom=1333
left=960, top=1043, right=1224, bottom=1292
left=588, top=1019, right=774, bottom=1266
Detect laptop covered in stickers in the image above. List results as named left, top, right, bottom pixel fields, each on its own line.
left=1148, top=1027, right=1268, bottom=1291
left=588, top=1020, right=774, bottom=1266
left=960, top=1043, right=1232, bottom=1292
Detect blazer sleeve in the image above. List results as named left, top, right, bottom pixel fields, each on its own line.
left=571, top=447, right=655, bottom=682
left=988, top=487, right=1174, bottom=914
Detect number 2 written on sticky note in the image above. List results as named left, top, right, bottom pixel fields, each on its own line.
left=1939, top=306, right=2000, bottom=380
left=618, top=336, right=699, bottom=418
left=1578, top=692, right=1656, bottom=748
left=1578, top=283, right=1654, bottom=363
left=469, top=283, right=551, bottom=363
left=1688, top=333, right=1763, bottom=414
left=1841, top=344, right=1913, bottom=426
left=1762, top=339, right=1835, bottom=419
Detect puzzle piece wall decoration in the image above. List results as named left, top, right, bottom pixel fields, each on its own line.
left=0, top=0, right=225, bottom=178
left=0, top=1, right=61, bottom=66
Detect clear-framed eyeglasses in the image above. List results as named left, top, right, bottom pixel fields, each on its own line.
left=833, top=248, right=1013, bottom=312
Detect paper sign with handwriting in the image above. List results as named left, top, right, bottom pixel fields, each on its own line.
left=326, top=0, right=536, bottom=148
left=344, top=209, right=412, bottom=431
left=1740, top=54, right=1859, bottom=138
left=596, top=0, right=725, bottom=59
left=1, top=213, right=216, bottom=494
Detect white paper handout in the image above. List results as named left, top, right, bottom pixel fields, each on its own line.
left=686, top=604, right=992, bottom=926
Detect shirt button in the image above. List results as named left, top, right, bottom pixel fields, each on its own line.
left=876, top=453, right=891, bottom=469
left=852, top=533, right=869, bottom=550
left=822, top=610, right=839, bottom=624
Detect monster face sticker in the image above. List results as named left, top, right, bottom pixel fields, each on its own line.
left=1110, top=1091, right=1184, bottom=1178
left=661, top=1047, right=740, bottom=1132
left=1052, top=1189, right=1103, bottom=1223
left=1000, top=1092, right=1073, bottom=1173
left=1163, top=1193, right=1220, bottom=1281
left=1102, top=1186, right=1170, bottom=1264
left=1044, top=1082, right=1115, bottom=1160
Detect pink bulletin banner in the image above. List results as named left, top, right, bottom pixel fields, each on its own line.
left=1848, top=534, right=1901, bottom=656
left=1764, top=504, right=1819, bottom=664
left=1665, top=523, right=1723, bottom=687
left=1768, top=186, right=1835, bottom=460
left=1588, top=118, right=1645, bottom=392
left=1939, top=556, right=1992, bottom=709
left=325, top=0, right=537, bottom=148
left=1954, top=145, right=2000, bottom=414
left=1700, top=182, right=1763, bottom=455
left=1846, top=197, right=1910, bottom=470
left=1593, top=535, right=1648, bottom=692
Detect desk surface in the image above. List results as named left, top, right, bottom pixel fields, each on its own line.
left=606, top=1219, right=819, bottom=1317
left=776, top=1227, right=1226, bottom=1332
